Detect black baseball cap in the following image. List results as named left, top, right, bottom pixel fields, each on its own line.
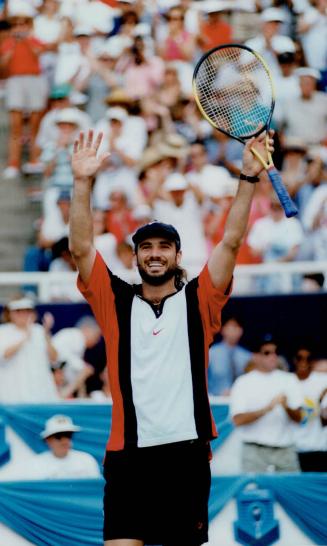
left=132, top=222, right=181, bottom=251
left=258, top=333, right=278, bottom=351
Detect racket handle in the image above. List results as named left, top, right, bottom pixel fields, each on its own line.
left=267, top=167, right=298, bottom=218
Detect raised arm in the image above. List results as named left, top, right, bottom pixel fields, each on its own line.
left=69, top=131, right=110, bottom=284
left=208, top=131, right=274, bottom=290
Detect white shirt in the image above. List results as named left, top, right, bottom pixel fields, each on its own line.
left=247, top=215, right=303, bottom=256
left=36, top=108, right=92, bottom=150
left=52, top=328, right=86, bottom=383
left=54, top=42, right=91, bottom=86
left=94, top=233, right=119, bottom=270
left=230, top=369, right=303, bottom=447
left=302, top=184, right=327, bottom=231
left=40, top=212, right=69, bottom=243
left=0, top=323, right=58, bottom=403
left=245, top=35, right=296, bottom=78
left=33, top=14, right=62, bottom=44
left=299, top=7, right=327, bottom=70
left=27, top=449, right=100, bottom=479
left=293, top=372, right=327, bottom=452
left=279, top=92, right=327, bottom=146
left=131, top=286, right=197, bottom=447
left=96, top=115, right=148, bottom=162
left=186, top=165, right=238, bottom=198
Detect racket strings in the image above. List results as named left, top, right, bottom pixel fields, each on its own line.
left=194, top=47, right=273, bottom=139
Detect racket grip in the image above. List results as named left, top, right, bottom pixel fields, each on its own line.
left=267, top=167, right=298, bottom=218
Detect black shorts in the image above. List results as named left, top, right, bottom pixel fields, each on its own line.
left=103, top=439, right=211, bottom=545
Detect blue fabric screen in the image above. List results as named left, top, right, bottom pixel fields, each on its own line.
left=0, top=404, right=112, bottom=464
left=0, top=475, right=327, bottom=546
left=0, top=403, right=233, bottom=465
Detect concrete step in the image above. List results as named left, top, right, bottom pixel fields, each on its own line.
left=0, top=101, right=43, bottom=278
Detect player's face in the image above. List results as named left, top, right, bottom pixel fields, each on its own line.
left=136, top=237, right=181, bottom=286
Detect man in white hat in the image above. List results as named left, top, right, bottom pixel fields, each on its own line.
left=28, top=414, right=100, bottom=479
left=278, top=67, right=327, bottom=146
left=152, top=172, right=208, bottom=274
left=93, top=105, right=146, bottom=209
left=245, top=7, right=296, bottom=78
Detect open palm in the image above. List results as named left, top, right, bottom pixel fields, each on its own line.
left=72, top=130, right=110, bottom=179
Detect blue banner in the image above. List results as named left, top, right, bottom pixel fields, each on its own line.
left=0, top=475, right=326, bottom=546
left=0, top=403, right=233, bottom=466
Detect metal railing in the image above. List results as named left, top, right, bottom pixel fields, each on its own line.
left=0, top=260, right=326, bottom=302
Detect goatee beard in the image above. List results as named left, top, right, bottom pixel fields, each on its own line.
left=137, top=263, right=178, bottom=286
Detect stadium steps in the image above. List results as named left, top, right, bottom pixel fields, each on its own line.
left=0, top=102, right=42, bottom=301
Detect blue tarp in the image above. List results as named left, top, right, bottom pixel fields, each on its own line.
left=0, top=475, right=326, bottom=546
left=0, top=403, right=234, bottom=465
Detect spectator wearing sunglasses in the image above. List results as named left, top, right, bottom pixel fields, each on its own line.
left=230, top=334, right=303, bottom=473
left=28, top=414, right=100, bottom=479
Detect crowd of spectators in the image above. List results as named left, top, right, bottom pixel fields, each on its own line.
left=0, top=0, right=326, bottom=297
left=0, top=294, right=326, bottom=474
left=0, top=0, right=326, bottom=479
left=210, top=320, right=327, bottom=473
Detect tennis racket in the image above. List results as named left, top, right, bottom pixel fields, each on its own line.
left=192, top=44, right=298, bottom=218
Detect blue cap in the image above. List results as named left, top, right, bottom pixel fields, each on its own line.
left=57, top=190, right=71, bottom=202
left=49, top=83, right=71, bottom=100
left=132, top=221, right=181, bottom=251
left=258, top=333, right=278, bottom=350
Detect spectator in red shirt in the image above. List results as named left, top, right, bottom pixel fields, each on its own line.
left=197, top=6, right=233, bottom=52
left=0, top=8, right=49, bottom=179
left=105, top=189, right=138, bottom=243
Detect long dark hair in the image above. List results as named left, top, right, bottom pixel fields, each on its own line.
left=175, top=266, right=187, bottom=289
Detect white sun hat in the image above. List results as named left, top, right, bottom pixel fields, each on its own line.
left=55, top=108, right=82, bottom=126
left=106, top=106, right=128, bottom=122
left=40, top=415, right=81, bottom=439
left=7, top=0, right=36, bottom=17
left=8, top=298, right=35, bottom=311
left=261, top=7, right=286, bottom=23
left=164, top=173, right=188, bottom=192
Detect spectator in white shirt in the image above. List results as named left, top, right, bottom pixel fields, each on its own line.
left=247, top=193, right=303, bottom=292
left=28, top=414, right=100, bottom=479
left=153, top=172, right=208, bottom=274
left=245, top=8, right=296, bottom=78
left=0, top=298, right=58, bottom=403
left=292, top=346, right=327, bottom=472
left=230, top=335, right=302, bottom=473
left=52, top=316, right=101, bottom=397
left=93, top=106, right=146, bottom=208
left=279, top=67, right=327, bottom=146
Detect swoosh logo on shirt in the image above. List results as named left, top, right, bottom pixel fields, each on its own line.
left=153, top=329, right=163, bottom=336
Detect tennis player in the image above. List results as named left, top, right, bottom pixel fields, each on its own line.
left=69, top=129, right=274, bottom=546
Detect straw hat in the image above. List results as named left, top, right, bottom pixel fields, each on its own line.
left=157, top=134, right=190, bottom=159
left=138, top=147, right=165, bottom=173
left=105, top=88, right=135, bottom=106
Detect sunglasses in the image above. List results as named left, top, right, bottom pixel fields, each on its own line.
left=261, top=350, right=277, bottom=356
left=51, top=432, right=73, bottom=440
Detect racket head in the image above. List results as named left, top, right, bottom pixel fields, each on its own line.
left=193, top=44, right=275, bottom=142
